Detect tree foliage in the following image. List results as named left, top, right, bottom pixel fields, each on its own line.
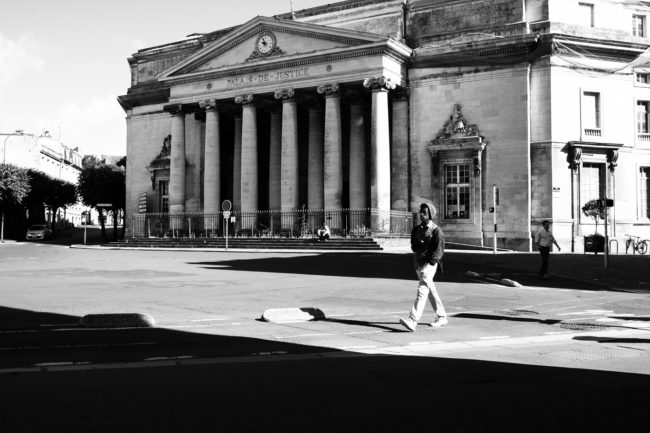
left=0, top=163, right=31, bottom=209
left=581, top=199, right=604, bottom=234
left=78, top=163, right=126, bottom=242
left=23, top=169, right=77, bottom=225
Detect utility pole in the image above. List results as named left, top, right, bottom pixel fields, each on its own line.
left=603, top=198, right=609, bottom=269
left=493, top=184, right=497, bottom=254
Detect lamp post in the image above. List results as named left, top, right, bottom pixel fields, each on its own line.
left=3, top=129, right=25, bottom=164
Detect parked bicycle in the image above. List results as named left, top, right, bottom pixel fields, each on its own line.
left=624, top=234, right=648, bottom=255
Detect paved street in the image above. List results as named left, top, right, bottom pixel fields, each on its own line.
left=1, top=242, right=649, bottom=432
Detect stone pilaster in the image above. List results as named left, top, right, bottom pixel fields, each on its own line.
left=317, top=83, right=342, bottom=212
left=349, top=102, right=367, bottom=210
left=391, top=88, right=409, bottom=211
left=364, top=76, right=396, bottom=232
left=275, top=88, right=299, bottom=211
left=235, top=94, right=258, bottom=215
left=200, top=99, right=221, bottom=233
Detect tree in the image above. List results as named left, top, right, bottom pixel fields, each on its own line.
left=77, top=163, right=126, bottom=242
left=24, top=170, right=77, bottom=229
left=0, top=163, right=31, bottom=241
left=581, top=199, right=604, bottom=234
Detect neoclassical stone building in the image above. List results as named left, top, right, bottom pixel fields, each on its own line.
left=120, top=0, right=650, bottom=251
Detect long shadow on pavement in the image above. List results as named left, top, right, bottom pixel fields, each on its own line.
left=189, top=252, right=619, bottom=291
left=1, top=305, right=648, bottom=432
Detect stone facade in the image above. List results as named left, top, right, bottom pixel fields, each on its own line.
left=120, top=0, right=650, bottom=251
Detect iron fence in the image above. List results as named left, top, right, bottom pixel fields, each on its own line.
left=130, top=208, right=415, bottom=239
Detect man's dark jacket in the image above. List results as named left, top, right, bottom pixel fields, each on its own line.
left=410, top=220, right=445, bottom=272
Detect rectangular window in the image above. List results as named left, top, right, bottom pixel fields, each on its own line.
left=641, top=167, right=650, bottom=219
left=582, top=91, right=601, bottom=132
left=444, top=164, right=471, bottom=219
left=580, top=163, right=606, bottom=212
left=579, top=3, right=595, bottom=27
left=158, top=180, right=169, bottom=213
left=633, top=14, right=646, bottom=37
left=637, top=101, right=650, bottom=133
left=637, top=73, right=649, bottom=83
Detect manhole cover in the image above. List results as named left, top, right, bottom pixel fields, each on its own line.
left=560, top=322, right=612, bottom=331
left=496, top=309, right=540, bottom=317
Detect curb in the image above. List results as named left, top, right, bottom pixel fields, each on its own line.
left=466, top=270, right=522, bottom=287
left=261, top=307, right=326, bottom=323
left=79, top=313, right=155, bottom=328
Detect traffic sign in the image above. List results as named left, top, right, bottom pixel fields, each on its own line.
left=223, top=211, right=231, bottom=219
left=222, top=200, right=232, bottom=212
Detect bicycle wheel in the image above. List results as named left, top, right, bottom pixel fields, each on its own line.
left=638, top=241, right=648, bottom=255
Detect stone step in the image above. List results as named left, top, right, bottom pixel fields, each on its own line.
left=103, top=237, right=383, bottom=250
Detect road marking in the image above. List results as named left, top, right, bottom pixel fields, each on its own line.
left=557, top=310, right=614, bottom=316
left=344, top=330, right=385, bottom=335
left=190, top=318, right=229, bottom=323
left=595, top=318, right=622, bottom=322
left=341, top=345, right=377, bottom=350
left=34, top=361, right=91, bottom=367
left=479, top=336, right=510, bottom=340
left=275, top=333, right=336, bottom=339
left=143, top=355, right=194, bottom=361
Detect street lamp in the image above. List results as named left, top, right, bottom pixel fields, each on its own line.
left=2, top=129, right=25, bottom=164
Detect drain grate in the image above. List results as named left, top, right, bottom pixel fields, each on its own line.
left=560, top=322, right=612, bottom=331
left=496, top=309, right=540, bottom=317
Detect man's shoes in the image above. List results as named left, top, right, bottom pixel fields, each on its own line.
left=399, top=317, right=417, bottom=331
left=430, top=316, right=448, bottom=327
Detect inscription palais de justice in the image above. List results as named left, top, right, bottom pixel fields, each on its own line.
left=226, top=67, right=311, bottom=88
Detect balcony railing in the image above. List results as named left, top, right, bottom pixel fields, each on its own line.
left=637, top=132, right=650, bottom=142
left=130, top=208, right=415, bottom=239
left=583, top=128, right=602, bottom=137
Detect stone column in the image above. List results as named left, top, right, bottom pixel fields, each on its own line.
left=349, top=101, right=366, bottom=210
left=233, top=115, right=242, bottom=212
left=169, top=105, right=186, bottom=215
left=364, top=76, right=396, bottom=233
left=307, top=103, right=324, bottom=211
left=317, top=83, right=342, bottom=210
left=391, top=89, right=409, bottom=211
left=201, top=99, right=221, bottom=234
left=275, top=89, right=299, bottom=211
left=235, top=94, right=258, bottom=231
left=268, top=109, right=282, bottom=211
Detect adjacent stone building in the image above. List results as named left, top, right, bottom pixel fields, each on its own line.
left=119, top=0, right=650, bottom=251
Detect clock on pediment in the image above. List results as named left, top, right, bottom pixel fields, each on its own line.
left=255, top=31, right=277, bottom=55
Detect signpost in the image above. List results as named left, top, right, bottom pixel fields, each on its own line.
left=222, top=200, right=232, bottom=251
left=601, top=198, right=614, bottom=269
left=81, top=211, right=88, bottom=244
left=492, top=184, right=498, bottom=254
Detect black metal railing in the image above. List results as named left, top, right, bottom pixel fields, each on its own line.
left=130, top=208, right=415, bottom=239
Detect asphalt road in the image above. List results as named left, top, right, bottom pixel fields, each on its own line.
left=1, top=243, right=649, bottom=432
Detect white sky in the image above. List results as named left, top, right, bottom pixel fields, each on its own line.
left=0, top=0, right=334, bottom=156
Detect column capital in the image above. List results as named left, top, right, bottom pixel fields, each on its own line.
left=363, top=76, right=397, bottom=92
left=274, top=88, right=295, bottom=102
left=317, top=83, right=340, bottom=97
left=234, top=94, right=255, bottom=106
left=199, top=99, right=220, bottom=111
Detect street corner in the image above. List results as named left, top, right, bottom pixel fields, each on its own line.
left=79, top=313, right=156, bottom=328
left=261, top=307, right=326, bottom=323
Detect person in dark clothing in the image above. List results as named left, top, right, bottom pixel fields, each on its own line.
left=400, top=203, right=447, bottom=332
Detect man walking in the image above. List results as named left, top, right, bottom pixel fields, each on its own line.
left=535, top=220, right=561, bottom=279
left=399, top=203, right=447, bottom=332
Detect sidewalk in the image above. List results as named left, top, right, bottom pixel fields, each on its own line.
left=448, top=250, right=650, bottom=292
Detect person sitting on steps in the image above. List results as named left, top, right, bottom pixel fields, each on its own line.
left=317, top=224, right=330, bottom=242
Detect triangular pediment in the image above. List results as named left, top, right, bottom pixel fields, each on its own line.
left=158, top=16, right=397, bottom=79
